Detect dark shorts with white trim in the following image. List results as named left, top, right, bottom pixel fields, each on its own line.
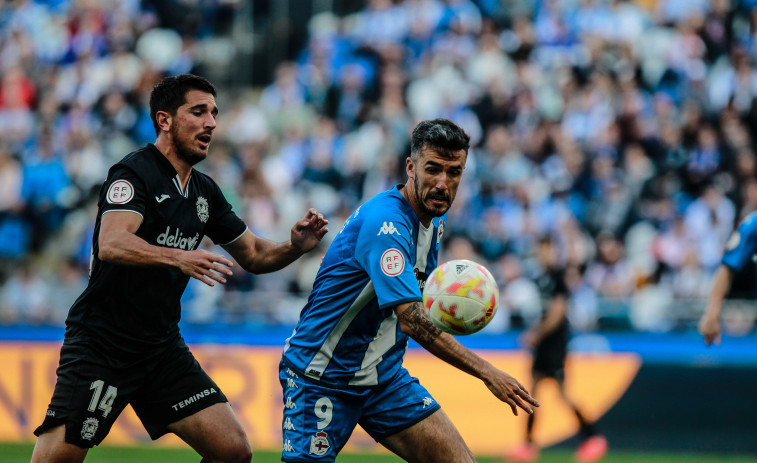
left=33, top=337, right=227, bottom=448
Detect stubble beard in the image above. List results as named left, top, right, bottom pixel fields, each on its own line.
left=414, top=175, right=451, bottom=218
left=171, top=125, right=207, bottom=166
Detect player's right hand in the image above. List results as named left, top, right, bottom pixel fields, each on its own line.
left=177, top=249, right=234, bottom=286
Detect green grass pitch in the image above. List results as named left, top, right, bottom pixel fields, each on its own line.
left=2, top=442, right=756, bottom=463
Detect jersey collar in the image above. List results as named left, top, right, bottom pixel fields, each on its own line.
left=147, top=143, right=193, bottom=198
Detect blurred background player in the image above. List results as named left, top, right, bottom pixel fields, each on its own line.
left=506, top=235, right=607, bottom=463
left=699, top=211, right=757, bottom=346
left=280, top=118, right=538, bottom=463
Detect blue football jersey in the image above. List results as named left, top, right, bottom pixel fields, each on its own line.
left=282, top=185, right=446, bottom=387
left=722, top=211, right=757, bottom=271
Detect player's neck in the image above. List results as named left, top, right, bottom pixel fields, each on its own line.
left=400, top=183, right=432, bottom=228
left=154, top=138, right=192, bottom=188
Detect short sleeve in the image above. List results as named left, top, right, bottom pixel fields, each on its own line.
left=100, top=166, right=147, bottom=218
left=722, top=213, right=757, bottom=271
left=203, top=180, right=247, bottom=245
left=355, top=214, right=422, bottom=310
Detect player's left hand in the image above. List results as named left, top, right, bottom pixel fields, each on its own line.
left=484, top=368, right=540, bottom=416
left=291, top=208, right=329, bottom=253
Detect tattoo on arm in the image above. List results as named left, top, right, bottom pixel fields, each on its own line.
left=398, top=301, right=442, bottom=347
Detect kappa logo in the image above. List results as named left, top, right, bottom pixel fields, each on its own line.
left=285, top=396, right=297, bottom=409
left=283, top=417, right=296, bottom=431
left=726, top=231, right=741, bottom=251
left=196, top=196, right=209, bottom=223
left=310, top=431, right=330, bottom=456
left=377, top=222, right=400, bottom=236
left=155, top=194, right=170, bottom=203
left=283, top=440, right=294, bottom=452
left=423, top=397, right=434, bottom=408
left=286, top=378, right=298, bottom=389
left=80, top=417, right=99, bottom=440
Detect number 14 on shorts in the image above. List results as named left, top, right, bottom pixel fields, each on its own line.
left=88, top=380, right=118, bottom=418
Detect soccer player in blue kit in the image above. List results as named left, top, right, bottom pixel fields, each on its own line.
left=280, top=118, right=539, bottom=463
left=699, top=212, right=757, bottom=346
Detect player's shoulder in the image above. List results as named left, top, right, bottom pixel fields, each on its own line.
left=116, top=144, right=159, bottom=170
left=738, top=211, right=757, bottom=232
left=358, top=186, right=415, bottom=228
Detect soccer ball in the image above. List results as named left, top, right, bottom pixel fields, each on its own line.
left=423, top=259, right=499, bottom=335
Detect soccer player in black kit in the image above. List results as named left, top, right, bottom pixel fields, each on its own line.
left=30, top=74, right=328, bottom=463
left=506, top=236, right=606, bottom=463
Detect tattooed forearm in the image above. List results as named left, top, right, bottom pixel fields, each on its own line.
left=398, top=301, right=442, bottom=346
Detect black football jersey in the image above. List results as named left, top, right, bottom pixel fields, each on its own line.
left=65, top=144, right=247, bottom=362
left=534, top=268, right=569, bottom=350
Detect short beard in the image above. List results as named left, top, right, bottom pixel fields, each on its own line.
left=414, top=175, right=450, bottom=217
left=177, top=147, right=205, bottom=166
left=171, top=125, right=206, bottom=166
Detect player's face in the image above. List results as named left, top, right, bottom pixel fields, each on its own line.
left=409, top=146, right=466, bottom=219
left=170, top=90, right=218, bottom=166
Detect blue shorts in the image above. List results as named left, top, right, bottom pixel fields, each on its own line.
left=279, top=362, right=441, bottom=462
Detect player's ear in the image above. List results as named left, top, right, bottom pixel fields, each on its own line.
left=156, top=111, right=172, bottom=133
left=406, top=156, right=415, bottom=179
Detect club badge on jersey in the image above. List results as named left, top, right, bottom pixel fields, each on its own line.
left=196, top=196, right=209, bottom=223
left=309, top=431, right=330, bottom=456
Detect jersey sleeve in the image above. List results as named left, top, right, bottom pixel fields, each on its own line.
left=100, top=166, right=148, bottom=218
left=203, top=180, right=248, bottom=245
left=355, top=213, right=422, bottom=310
left=722, top=214, right=757, bottom=271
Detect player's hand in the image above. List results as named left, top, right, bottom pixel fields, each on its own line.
left=698, top=311, right=722, bottom=346
left=484, top=369, right=540, bottom=416
left=176, top=249, right=234, bottom=287
left=291, top=208, right=329, bottom=253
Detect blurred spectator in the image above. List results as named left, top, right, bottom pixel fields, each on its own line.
left=3, top=0, right=757, bottom=336
left=48, top=258, right=88, bottom=326
left=0, top=260, right=50, bottom=325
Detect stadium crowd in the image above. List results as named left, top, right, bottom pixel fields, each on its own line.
left=1, top=0, right=757, bottom=336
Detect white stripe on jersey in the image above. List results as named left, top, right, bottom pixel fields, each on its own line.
left=304, top=281, right=377, bottom=380
left=415, top=224, right=434, bottom=274
left=349, top=313, right=398, bottom=386
left=347, top=224, right=435, bottom=386
left=172, top=174, right=192, bottom=197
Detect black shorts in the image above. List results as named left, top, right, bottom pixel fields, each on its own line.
left=532, top=335, right=567, bottom=381
left=33, top=337, right=228, bottom=448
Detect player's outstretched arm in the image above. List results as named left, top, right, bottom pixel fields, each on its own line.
left=395, top=301, right=539, bottom=416
left=223, top=208, right=328, bottom=274
left=99, top=210, right=233, bottom=286
left=698, top=264, right=734, bottom=346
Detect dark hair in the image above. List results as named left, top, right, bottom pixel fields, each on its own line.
left=410, top=118, right=470, bottom=161
left=149, top=74, right=217, bottom=135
